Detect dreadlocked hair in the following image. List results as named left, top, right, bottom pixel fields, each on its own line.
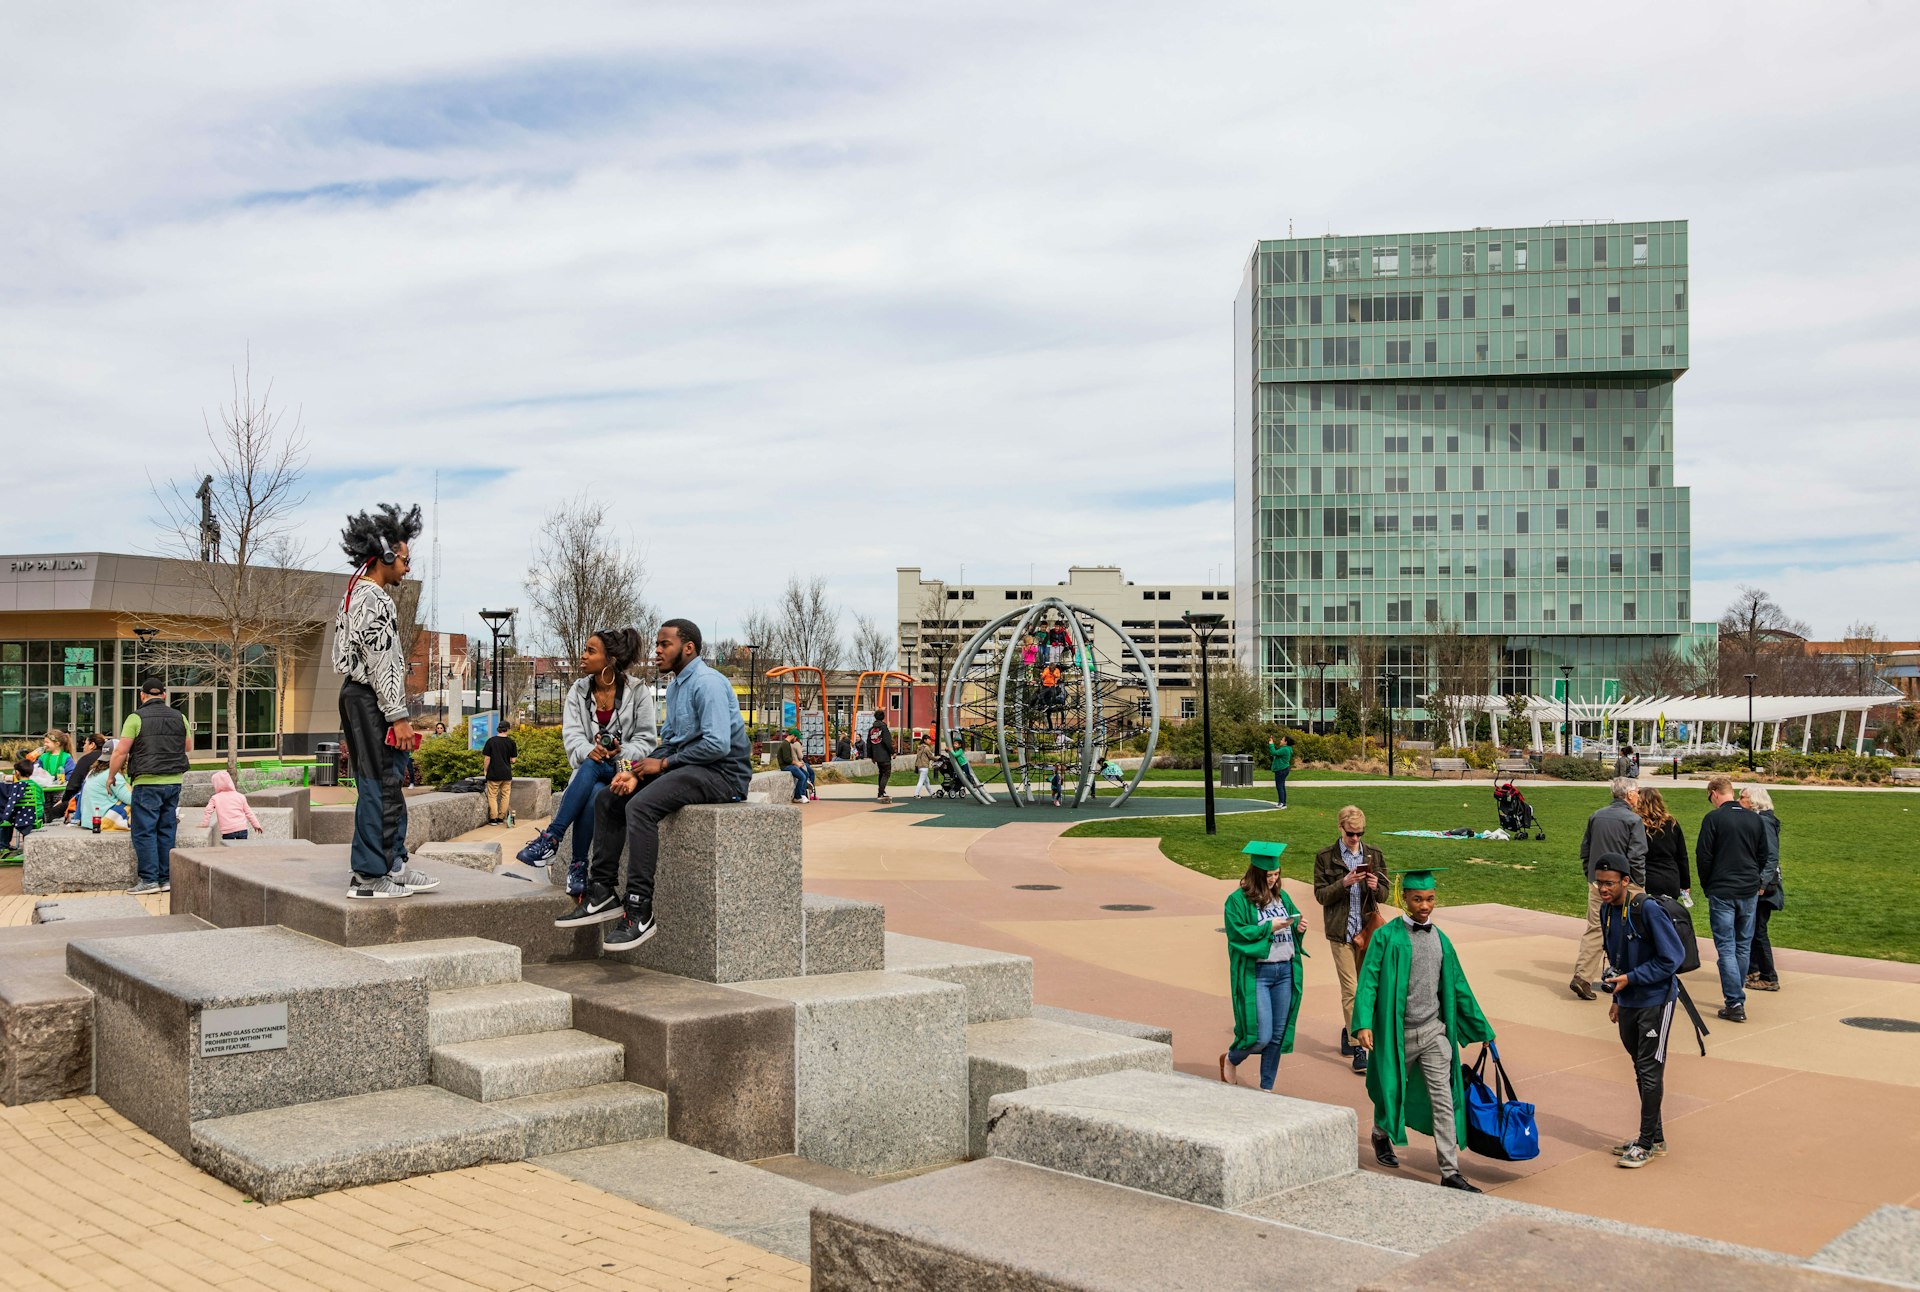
left=590, top=628, right=645, bottom=676
left=339, top=503, right=424, bottom=568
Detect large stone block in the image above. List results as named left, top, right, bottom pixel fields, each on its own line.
left=964, top=1017, right=1172, bottom=1159
left=178, top=770, right=217, bottom=808
left=1812, top=1205, right=1920, bottom=1288
left=416, top=840, right=503, bottom=871
left=525, top=960, right=796, bottom=1161
left=308, top=803, right=354, bottom=845
left=802, top=893, right=886, bottom=975
left=1031, top=1003, right=1173, bottom=1047
left=0, top=915, right=210, bottom=1105
left=608, top=803, right=803, bottom=984
left=66, top=925, right=429, bottom=1156
left=809, top=1157, right=1405, bottom=1292
left=509, top=776, right=553, bottom=819
left=20, top=830, right=136, bottom=894
left=309, top=792, right=487, bottom=850
left=884, top=932, right=1032, bottom=1023
left=32, top=895, right=151, bottom=924
left=986, top=1069, right=1356, bottom=1209
left=217, top=807, right=297, bottom=843
left=243, top=785, right=310, bottom=840
left=748, top=769, right=801, bottom=804
left=738, top=971, right=966, bottom=1176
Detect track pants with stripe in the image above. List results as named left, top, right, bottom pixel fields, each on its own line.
left=1617, top=997, right=1675, bottom=1149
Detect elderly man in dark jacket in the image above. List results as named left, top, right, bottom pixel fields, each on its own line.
left=1696, top=775, right=1769, bottom=1022
left=1570, top=777, right=1647, bottom=1000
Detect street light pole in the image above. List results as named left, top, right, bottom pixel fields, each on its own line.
left=1559, top=664, right=1575, bottom=757
left=1384, top=671, right=1397, bottom=778
left=929, top=639, right=953, bottom=751
left=1314, top=658, right=1328, bottom=735
left=1744, top=673, right=1758, bottom=771
left=478, top=609, right=516, bottom=721
left=1183, top=612, right=1225, bottom=836
left=745, top=644, right=761, bottom=736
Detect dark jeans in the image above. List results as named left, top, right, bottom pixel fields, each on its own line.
left=222, top=830, right=249, bottom=841
left=1617, top=998, right=1674, bottom=1147
left=1273, top=770, right=1290, bottom=806
left=875, top=760, right=892, bottom=797
left=784, top=764, right=812, bottom=801
left=339, top=679, right=408, bottom=880
left=131, top=783, right=181, bottom=885
left=1749, top=903, right=1778, bottom=981
left=588, top=764, right=738, bottom=912
left=1707, top=894, right=1758, bottom=1008
left=1228, top=960, right=1294, bottom=1090
left=552, top=757, right=617, bottom=889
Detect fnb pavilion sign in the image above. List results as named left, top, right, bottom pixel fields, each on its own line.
left=8, top=558, right=88, bottom=573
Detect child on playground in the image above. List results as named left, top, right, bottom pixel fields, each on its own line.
left=200, top=770, right=263, bottom=841
left=1050, top=765, right=1063, bottom=807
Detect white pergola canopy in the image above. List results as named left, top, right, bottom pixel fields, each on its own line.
left=1447, top=689, right=1901, bottom=755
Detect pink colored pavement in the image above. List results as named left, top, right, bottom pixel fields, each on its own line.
left=799, top=802, right=1920, bottom=1259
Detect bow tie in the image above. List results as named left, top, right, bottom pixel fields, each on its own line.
left=1408, top=922, right=1434, bottom=933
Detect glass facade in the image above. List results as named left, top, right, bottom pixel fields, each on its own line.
left=0, top=638, right=279, bottom=753
left=1234, top=220, right=1701, bottom=721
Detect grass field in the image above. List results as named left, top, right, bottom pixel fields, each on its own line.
left=843, top=764, right=1387, bottom=784
left=1063, top=783, right=1920, bottom=964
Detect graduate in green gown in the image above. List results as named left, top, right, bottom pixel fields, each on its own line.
left=1220, top=841, right=1307, bottom=1091
left=1350, top=868, right=1494, bottom=1191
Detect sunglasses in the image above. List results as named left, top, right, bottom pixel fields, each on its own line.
left=1343, top=829, right=1365, bottom=839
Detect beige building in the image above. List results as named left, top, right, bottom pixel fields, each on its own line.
left=895, top=566, right=1235, bottom=718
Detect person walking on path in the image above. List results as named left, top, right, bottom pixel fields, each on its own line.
left=555, top=619, right=750, bottom=950
left=1595, top=852, right=1687, bottom=1169
left=333, top=503, right=437, bottom=901
left=1351, top=868, right=1495, bottom=1192
left=481, top=722, right=518, bottom=824
left=1266, top=735, right=1295, bottom=809
left=1740, top=786, right=1784, bottom=993
left=108, top=676, right=189, bottom=895
left=1633, top=786, right=1691, bottom=905
left=199, top=770, right=263, bottom=841
left=517, top=629, right=658, bottom=893
left=1313, top=805, right=1388, bottom=1074
left=1571, top=778, right=1647, bottom=1000
left=1220, top=842, right=1306, bottom=1093
left=1696, top=774, right=1769, bottom=1023
left=866, top=710, right=895, bottom=802
left=912, top=742, right=933, bottom=798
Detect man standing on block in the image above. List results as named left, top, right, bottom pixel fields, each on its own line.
left=482, top=721, right=517, bottom=824
left=1313, top=804, right=1388, bottom=1073
left=1695, top=774, right=1768, bottom=1023
left=1595, top=852, right=1686, bottom=1169
left=1352, top=868, right=1495, bottom=1193
left=334, top=503, right=438, bottom=900
left=1571, top=777, right=1646, bottom=1000
left=556, top=619, right=750, bottom=950
left=110, top=675, right=189, bottom=895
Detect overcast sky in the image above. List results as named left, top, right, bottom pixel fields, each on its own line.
left=4, top=1, right=1916, bottom=652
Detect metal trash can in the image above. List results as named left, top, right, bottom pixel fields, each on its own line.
left=312, top=741, right=340, bottom=787
left=1217, top=754, right=1253, bottom=788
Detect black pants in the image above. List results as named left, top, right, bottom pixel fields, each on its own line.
left=875, top=760, right=892, bottom=797
left=339, top=679, right=406, bottom=880
left=587, top=764, right=737, bottom=911
left=1749, top=903, right=1778, bottom=981
left=1617, top=999, right=1675, bottom=1147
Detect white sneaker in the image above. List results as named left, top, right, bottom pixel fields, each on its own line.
left=125, top=881, right=160, bottom=895
left=389, top=866, right=440, bottom=892
left=347, top=875, right=413, bottom=900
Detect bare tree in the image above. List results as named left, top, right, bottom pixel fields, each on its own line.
left=772, top=576, right=843, bottom=673
left=1716, top=585, right=1811, bottom=691
left=140, top=359, right=319, bottom=774
left=1206, top=662, right=1266, bottom=725
left=1840, top=621, right=1888, bottom=695
left=1619, top=640, right=1716, bottom=697
left=851, top=614, right=895, bottom=673
left=1421, top=617, right=1494, bottom=744
left=524, top=497, right=658, bottom=672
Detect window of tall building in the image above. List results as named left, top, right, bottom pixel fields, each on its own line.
left=1650, top=550, right=1664, bottom=573
left=1624, top=601, right=1637, bottom=621
left=1621, top=329, right=1635, bottom=357
left=1451, top=513, right=1464, bottom=531
left=1438, top=295, right=1450, bottom=320
left=1607, top=286, right=1622, bottom=313
left=1554, top=237, right=1567, bottom=265
left=1421, top=434, right=1434, bottom=451
left=1555, top=506, right=1568, bottom=529
left=1464, top=592, right=1478, bottom=621
left=1609, top=552, right=1623, bottom=574
left=1385, top=433, right=1410, bottom=451
left=1434, top=466, right=1447, bottom=490
left=1649, top=466, right=1661, bottom=486
left=1596, top=509, right=1610, bottom=529
left=1623, top=433, right=1636, bottom=451
left=1634, top=389, right=1649, bottom=408
left=1374, top=246, right=1400, bottom=275
left=1462, top=245, right=1477, bottom=272
left=1515, top=333, right=1529, bottom=360
left=1567, top=291, right=1582, bottom=315
left=1463, top=294, right=1477, bottom=319
left=1516, top=511, right=1530, bottom=534
left=1477, top=509, right=1490, bottom=531
left=1660, top=327, right=1675, bottom=356
left=1387, top=340, right=1412, bottom=363
left=1501, top=289, right=1515, bottom=317
left=1555, top=329, right=1569, bottom=358
left=1412, top=244, right=1437, bottom=274
left=1594, top=235, right=1609, bottom=264
left=1569, top=603, right=1584, bottom=622
left=1509, top=424, right=1523, bottom=451
left=1474, top=333, right=1489, bottom=361
left=1504, top=593, right=1517, bottom=621
left=1515, top=242, right=1528, bottom=270
left=1424, top=340, right=1437, bottom=362
left=1633, top=234, right=1649, bottom=266
left=1503, top=548, right=1517, bottom=577
left=1586, top=465, right=1599, bottom=488
left=1489, top=242, right=1504, bottom=271
left=1636, top=507, right=1649, bottom=528
left=1676, top=280, right=1687, bottom=310
left=1446, top=434, right=1459, bottom=451
left=1556, top=555, right=1569, bottom=573
left=1385, top=471, right=1409, bottom=493
left=1471, top=466, right=1486, bottom=490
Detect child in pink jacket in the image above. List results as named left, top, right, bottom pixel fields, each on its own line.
left=200, top=771, right=263, bottom=841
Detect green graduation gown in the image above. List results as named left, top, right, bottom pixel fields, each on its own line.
left=1348, top=917, right=1494, bottom=1145
left=1225, top=887, right=1306, bottom=1055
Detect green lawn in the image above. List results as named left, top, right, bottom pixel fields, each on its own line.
left=839, top=765, right=1387, bottom=785
left=1063, top=784, right=1919, bottom=964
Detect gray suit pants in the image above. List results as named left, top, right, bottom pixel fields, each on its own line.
left=1404, top=1019, right=1460, bottom=1176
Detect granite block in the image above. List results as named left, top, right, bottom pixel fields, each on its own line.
left=220, top=807, right=296, bottom=842
left=1031, top=1002, right=1173, bottom=1046
left=810, top=1157, right=1406, bottom=1292
left=308, top=803, right=354, bottom=845
left=32, top=896, right=152, bottom=924
left=355, top=937, right=523, bottom=990
left=964, top=1017, right=1172, bottom=1158
left=884, top=932, right=1032, bottom=1023
left=536, top=1137, right=830, bottom=1265
left=738, top=971, right=966, bottom=1176
left=403, top=791, right=488, bottom=849
left=178, top=770, right=217, bottom=808
left=427, top=981, right=572, bottom=1046
left=430, top=1028, right=624, bottom=1102
left=416, top=840, right=503, bottom=871
left=1811, top=1205, right=1920, bottom=1287
left=986, top=1069, right=1356, bottom=1208
left=243, top=786, right=310, bottom=841
left=524, top=960, right=796, bottom=1161
left=20, top=830, right=136, bottom=894
left=492, top=1080, right=666, bottom=1157
left=509, top=776, right=554, bottom=819
left=1358, top=1217, right=1877, bottom=1291
left=66, top=925, right=429, bottom=1155
left=189, top=1085, right=525, bottom=1204
left=749, top=769, right=802, bottom=804
left=608, top=803, right=803, bottom=984
left=802, top=893, right=886, bottom=975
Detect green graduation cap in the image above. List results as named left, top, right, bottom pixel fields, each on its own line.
left=1390, top=867, right=1446, bottom=891
left=1242, top=840, right=1287, bottom=872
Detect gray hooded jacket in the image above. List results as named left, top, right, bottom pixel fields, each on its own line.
left=561, top=674, right=659, bottom=768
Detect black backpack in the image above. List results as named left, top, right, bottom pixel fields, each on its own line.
left=1632, top=893, right=1701, bottom=975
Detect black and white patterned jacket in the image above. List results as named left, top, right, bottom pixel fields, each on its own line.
left=332, top=578, right=409, bottom=722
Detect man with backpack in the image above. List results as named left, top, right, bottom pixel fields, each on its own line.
left=1595, top=852, right=1691, bottom=1170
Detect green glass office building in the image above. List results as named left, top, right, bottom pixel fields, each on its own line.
left=1232, top=220, right=1710, bottom=722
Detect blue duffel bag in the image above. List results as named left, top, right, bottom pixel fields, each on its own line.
left=1464, top=1041, right=1539, bottom=1161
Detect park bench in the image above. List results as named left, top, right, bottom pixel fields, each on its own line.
left=1892, top=766, right=1920, bottom=784
left=1429, top=757, right=1470, bottom=779
left=1493, top=757, right=1534, bottom=777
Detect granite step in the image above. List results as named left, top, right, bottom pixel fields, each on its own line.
left=964, top=1016, right=1172, bottom=1158
left=883, top=932, right=1032, bottom=1023
left=356, top=937, right=523, bottom=990
left=431, top=1029, right=625, bottom=1102
left=427, top=981, right=573, bottom=1047
left=492, top=1080, right=667, bottom=1157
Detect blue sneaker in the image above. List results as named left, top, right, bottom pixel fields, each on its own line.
left=517, top=831, right=558, bottom=865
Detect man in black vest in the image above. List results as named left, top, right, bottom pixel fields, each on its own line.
left=107, top=674, right=190, bottom=894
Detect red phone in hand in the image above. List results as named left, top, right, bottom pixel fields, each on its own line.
left=385, top=729, right=421, bottom=751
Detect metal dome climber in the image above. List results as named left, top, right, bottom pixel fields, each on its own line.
left=938, top=596, right=1160, bottom=807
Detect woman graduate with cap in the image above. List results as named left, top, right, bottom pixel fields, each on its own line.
left=1220, top=841, right=1307, bottom=1092
left=1350, top=868, right=1495, bottom=1192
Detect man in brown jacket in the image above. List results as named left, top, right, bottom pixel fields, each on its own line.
left=1314, top=804, right=1389, bottom=1073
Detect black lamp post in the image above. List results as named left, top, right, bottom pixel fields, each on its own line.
left=1183, top=612, right=1225, bottom=836
left=478, top=609, right=515, bottom=719
left=1384, top=671, right=1398, bottom=778
left=1744, top=673, right=1758, bottom=771
left=1314, top=658, right=1328, bottom=734
left=744, top=643, right=761, bottom=736
left=928, top=639, right=953, bottom=750
left=131, top=627, right=159, bottom=684
left=1559, top=664, right=1575, bottom=756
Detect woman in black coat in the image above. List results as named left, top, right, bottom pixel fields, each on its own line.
left=1633, top=786, right=1690, bottom=901
left=1740, top=786, right=1784, bottom=991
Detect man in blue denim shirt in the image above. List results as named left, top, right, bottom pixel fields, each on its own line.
left=556, top=619, right=750, bottom=949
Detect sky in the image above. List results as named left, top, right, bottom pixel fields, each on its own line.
left=4, top=0, right=1917, bottom=654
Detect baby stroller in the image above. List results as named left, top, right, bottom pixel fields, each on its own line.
left=934, top=752, right=968, bottom=799
left=1493, top=779, right=1544, bottom=840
